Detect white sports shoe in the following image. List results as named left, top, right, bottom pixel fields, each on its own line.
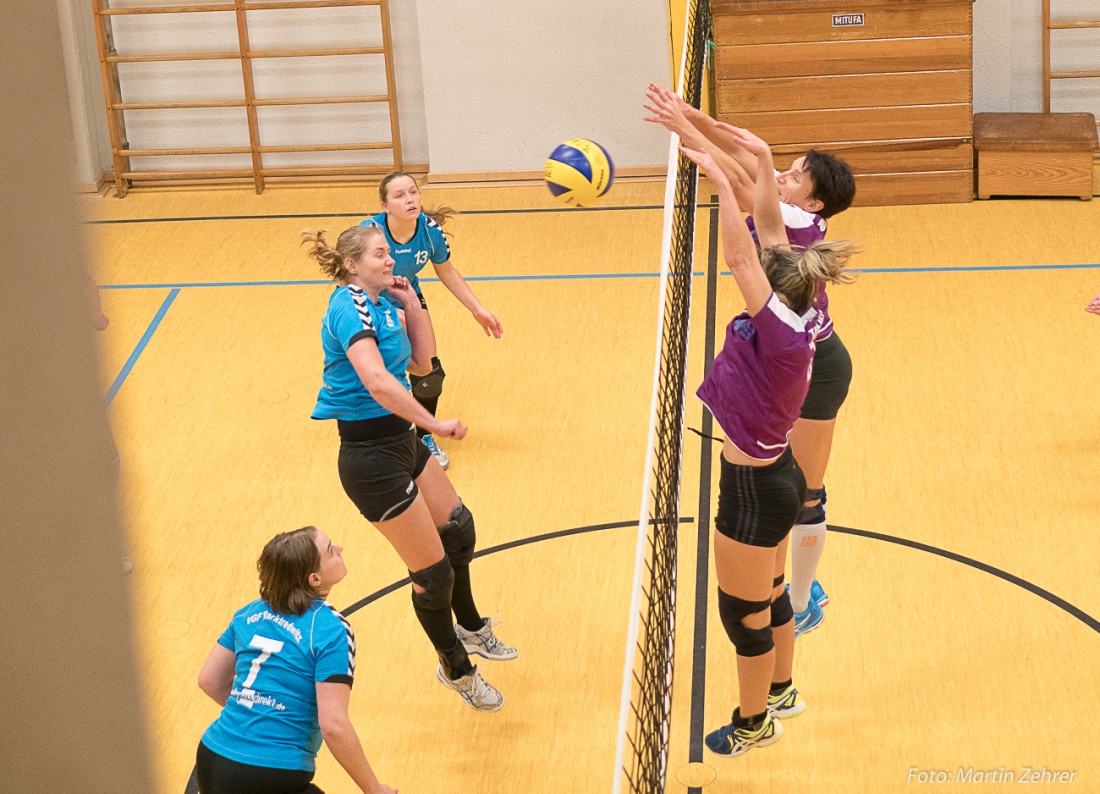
left=455, top=618, right=518, bottom=661
left=435, top=664, right=503, bottom=711
left=422, top=434, right=450, bottom=469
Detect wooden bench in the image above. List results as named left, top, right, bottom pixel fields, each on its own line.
left=974, top=112, right=1097, bottom=200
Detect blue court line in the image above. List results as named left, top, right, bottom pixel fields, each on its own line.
left=105, top=288, right=180, bottom=406
left=718, top=262, right=1100, bottom=276
left=96, top=262, right=1100, bottom=292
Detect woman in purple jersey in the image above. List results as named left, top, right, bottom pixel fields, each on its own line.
left=645, top=84, right=857, bottom=637
left=678, top=130, right=857, bottom=759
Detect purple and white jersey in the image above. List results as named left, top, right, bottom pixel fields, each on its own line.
left=697, top=293, right=823, bottom=461
left=746, top=201, right=834, bottom=340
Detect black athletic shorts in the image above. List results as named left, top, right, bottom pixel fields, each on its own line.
left=714, top=447, right=806, bottom=548
left=416, top=292, right=428, bottom=311
left=196, top=741, right=324, bottom=794
left=799, top=331, right=852, bottom=421
left=337, top=414, right=431, bottom=522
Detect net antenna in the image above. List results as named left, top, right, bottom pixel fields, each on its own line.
left=612, top=0, right=709, bottom=791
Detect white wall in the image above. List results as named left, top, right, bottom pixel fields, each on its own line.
left=56, top=0, right=112, bottom=186
left=60, top=0, right=1100, bottom=186
left=411, top=0, right=672, bottom=174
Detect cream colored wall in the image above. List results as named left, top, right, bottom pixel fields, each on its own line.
left=58, top=0, right=1100, bottom=184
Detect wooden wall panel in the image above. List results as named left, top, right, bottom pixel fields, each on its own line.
left=773, top=142, right=974, bottom=177
left=717, top=36, right=971, bottom=79
left=848, top=170, right=974, bottom=205
left=720, top=104, right=972, bottom=147
left=718, top=71, right=971, bottom=113
left=713, top=4, right=971, bottom=45
left=713, top=0, right=975, bottom=205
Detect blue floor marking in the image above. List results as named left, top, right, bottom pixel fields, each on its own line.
left=105, top=288, right=180, bottom=406
left=97, top=262, right=1100, bottom=291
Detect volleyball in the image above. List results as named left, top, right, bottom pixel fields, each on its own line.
left=544, top=139, right=615, bottom=207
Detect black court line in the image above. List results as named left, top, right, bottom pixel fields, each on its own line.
left=829, top=525, right=1100, bottom=634
left=87, top=203, right=707, bottom=226
left=687, top=196, right=720, bottom=777
left=341, top=517, right=697, bottom=618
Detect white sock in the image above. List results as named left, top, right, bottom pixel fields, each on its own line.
left=789, top=519, right=827, bottom=613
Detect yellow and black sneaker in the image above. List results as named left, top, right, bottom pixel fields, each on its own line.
left=767, top=683, right=807, bottom=719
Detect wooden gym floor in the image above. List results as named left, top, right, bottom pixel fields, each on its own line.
left=80, top=181, right=1100, bottom=793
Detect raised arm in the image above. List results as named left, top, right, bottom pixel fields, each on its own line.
left=384, top=276, right=435, bottom=374
left=644, top=84, right=755, bottom=208
left=721, top=124, right=790, bottom=250
left=679, top=145, right=773, bottom=316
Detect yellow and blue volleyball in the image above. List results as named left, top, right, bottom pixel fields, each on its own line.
left=544, top=139, right=615, bottom=207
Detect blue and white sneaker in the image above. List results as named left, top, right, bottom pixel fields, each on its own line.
left=435, top=664, right=503, bottom=711
left=811, top=579, right=829, bottom=607
left=422, top=434, right=450, bottom=469
left=793, top=597, right=825, bottom=639
left=705, top=711, right=782, bottom=757
left=455, top=618, right=518, bottom=661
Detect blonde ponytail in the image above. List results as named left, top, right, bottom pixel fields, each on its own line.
left=301, top=225, right=385, bottom=282
left=759, top=238, right=859, bottom=314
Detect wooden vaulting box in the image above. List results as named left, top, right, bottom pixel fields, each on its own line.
left=711, top=0, right=976, bottom=206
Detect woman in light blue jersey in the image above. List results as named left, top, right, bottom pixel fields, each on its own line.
left=196, top=527, right=396, bottom=794
left=359, top=172, right=503, bottom=469
left=301, top=224, right=514, bottom=713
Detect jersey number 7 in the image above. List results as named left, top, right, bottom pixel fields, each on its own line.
left=237, top=634, right=285, bottom=709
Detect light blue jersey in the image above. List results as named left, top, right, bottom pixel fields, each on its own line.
left=360, top=212, right=450, bottom=294
left=201, top=599, right=356, bottom=771
left=311, top=285, right=411, bottom=421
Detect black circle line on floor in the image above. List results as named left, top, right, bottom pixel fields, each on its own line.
left=340, top=518, right=1099, bottom=635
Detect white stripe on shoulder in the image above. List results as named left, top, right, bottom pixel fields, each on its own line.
left=346, top=285, right=375, bottom=332
left=767, top=293, right=807, bottom=333
left=779, top=201, right=818, bottom=230
left=322, top=601, right=356, bottom=676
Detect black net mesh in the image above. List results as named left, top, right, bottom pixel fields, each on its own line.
left=622, top=1, right=709, bottom=791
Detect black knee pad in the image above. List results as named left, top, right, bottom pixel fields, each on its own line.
left=717, top=589, right=774, bottom=658
left=409, top=555, right=453, bottom=611
left=439, top=501, right=475, bottom=566
left=773, top=574, right=785, bottom=588
left=410, top=356, right=446, bottom=400
left=771, top=588, right=794, bottom=627
left=798, top=501, right=826, bottom=525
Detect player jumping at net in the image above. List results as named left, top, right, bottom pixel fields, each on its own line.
left=645, top=85, right=856, bottom=637
left=196, top=527, right=397, bottom=794
left=360, top=172, right=503, bottom=470
left=678, top=131, right=857, bottom=757
left=303, top=225, right=514, bottom=712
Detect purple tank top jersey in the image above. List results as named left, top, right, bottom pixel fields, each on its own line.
left=697, top=293, right=823, bottom=460
left=746, top=202, right=833, bottom=340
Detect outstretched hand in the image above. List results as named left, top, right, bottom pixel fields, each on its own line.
left=714, top=122, right=771, bottom=158
left=643, top=84, right=691, bottom=135
left=678, top=145, right=729, bottom=190
left=1087, top=292, right=1100, bottom=315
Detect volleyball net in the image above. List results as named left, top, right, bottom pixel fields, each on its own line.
left=612, top=0, right=709, bottom=791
